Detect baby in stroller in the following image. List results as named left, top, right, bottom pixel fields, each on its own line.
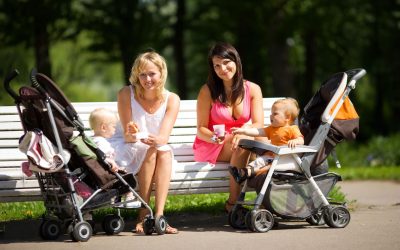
left=4, top=68, right=169, bottom=242
left=88, top=108, right=141, bottom=208
left=229, top=98, right=304, bottom=183
left=228, top=69, right=365, bottom=233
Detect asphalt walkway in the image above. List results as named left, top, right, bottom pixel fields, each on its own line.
left=1, top=180, right=399, bottom=250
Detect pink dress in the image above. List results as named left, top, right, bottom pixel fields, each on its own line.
left=193, top=81, right=252, bottom=164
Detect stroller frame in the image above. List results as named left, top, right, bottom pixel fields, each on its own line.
left=4, top=69, right=167, bottom=241
left=229, top=69, right=366, bottom=233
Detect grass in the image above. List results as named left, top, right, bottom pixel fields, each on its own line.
left=334, top=166, right=400, bottom=181
left=1, top=166, right=399, bottom=222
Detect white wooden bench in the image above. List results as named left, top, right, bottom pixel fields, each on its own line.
left=0, top=98, right=280, bottom=202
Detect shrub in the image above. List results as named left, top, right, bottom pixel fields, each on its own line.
left=332, top=132, right=400, bottom=167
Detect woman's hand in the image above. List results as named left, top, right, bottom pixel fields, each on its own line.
left=230, top=134, right=247, bottom=150
left=140, top=134, right=167, bottom=147
left=127, top=121, right=139, bottom=134
left=123, top=132, right=138, bottom=143
left=211, top=132, right=225, bottom=144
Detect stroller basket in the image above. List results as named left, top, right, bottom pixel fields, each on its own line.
left=266, top=173, right=341, bottom=219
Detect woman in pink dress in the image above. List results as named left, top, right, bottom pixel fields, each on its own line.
left=193, top=42, right=264, bottom=212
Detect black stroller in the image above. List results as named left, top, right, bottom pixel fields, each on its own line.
left=3, top=69, right=168, bottom=241
left=228, top=68, right=365, bottom=232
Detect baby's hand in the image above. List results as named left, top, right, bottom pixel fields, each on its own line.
left=287, top=139, right=299, bottom=149
left=111, top=162, right=119, bottom=173
left=107, top=159, right=119, bottom=173
left=118, top=167, right=127, bottom=174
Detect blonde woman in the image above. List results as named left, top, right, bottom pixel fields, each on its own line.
left=109, top=51, right=180, bottom=234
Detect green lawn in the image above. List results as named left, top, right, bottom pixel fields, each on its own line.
left=1, top=166, right=399, bottom=222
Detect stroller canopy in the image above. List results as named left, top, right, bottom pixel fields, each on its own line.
left=300, top=71, right=360, bottom=167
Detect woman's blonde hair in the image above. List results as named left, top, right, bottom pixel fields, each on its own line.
left=274, top=97, right=300, bottom=124
left=129, top=51, right=168, bottom=100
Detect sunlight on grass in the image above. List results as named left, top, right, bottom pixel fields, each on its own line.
left=0, top=201, right=45, bottom=222
left=333, top=166, right=400, bottom=181
left=1, top=166, right=398, bottom=222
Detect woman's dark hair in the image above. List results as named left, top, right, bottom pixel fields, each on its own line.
left=207, top=42, right=244, bottom=106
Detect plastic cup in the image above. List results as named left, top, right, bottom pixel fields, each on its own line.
left=213, top=124, right=225, bottom=139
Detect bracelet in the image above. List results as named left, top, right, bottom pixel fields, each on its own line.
left=211, top=135, right=217, bottom=143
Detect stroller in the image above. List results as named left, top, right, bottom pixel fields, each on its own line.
left=228, top=68, right=365, bottom=232
left=3, top=69, right=168, bottom=241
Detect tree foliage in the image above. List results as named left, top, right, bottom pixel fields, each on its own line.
left=0, top=0, right=399, bottom=139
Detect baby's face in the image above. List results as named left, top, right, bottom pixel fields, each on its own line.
left=270, top=103, right=289, bottom=127
left=102, top=115, right=117, bottom=138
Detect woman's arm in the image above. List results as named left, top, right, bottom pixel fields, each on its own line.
left=148, top=92, right=180, bottom=146
left=117, top=86, right=137, bottom=143
left=196, top=85, right=216, bottom=143
left=231, top=127, right=266, bottom=137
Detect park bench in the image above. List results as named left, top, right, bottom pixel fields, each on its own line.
left=0, top=98, right=280, bottom=202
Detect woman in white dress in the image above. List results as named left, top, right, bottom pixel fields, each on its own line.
left=110, top=51, right=180, bottom=234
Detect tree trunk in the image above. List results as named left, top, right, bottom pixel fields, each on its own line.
left=173, top=0, right=187, bottom=99
left=33, top=14, right=51, bottom=77
left=302, top=30, right=317, bottom=105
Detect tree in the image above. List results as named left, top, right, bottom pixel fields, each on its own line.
left=172, top=0, right=187, bottom=99
left=0, top=0, right=75, bottom=77
left=76, top=0, right=172, bottom=83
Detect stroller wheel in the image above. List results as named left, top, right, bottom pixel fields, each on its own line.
left=102, top=214, right=125, bottom=235
left=71, top=221, right=92, bottom=242
left=250, top=209, right=274, bottom=233
left=155, top=215, right=167, bottom=235
left=228, top=206, right=248, bottom=229
left=245, top=211, right=255, bottom=232
left=143, top=215, right=155, bottom=235
left=324, top=206, right=351, bottom=228
left=306, top=212, right=325, bottom=226
left=39, top=219, right=62, bottom=240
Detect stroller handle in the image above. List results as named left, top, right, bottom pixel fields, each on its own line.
left=346, top=68, right=366, bottom=89
left=3, top=69, right=20, bottom=101
left=30, top=68, right=47, bottom=95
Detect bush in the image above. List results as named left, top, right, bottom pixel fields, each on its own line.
left=332, top=132, right=400, bottom=167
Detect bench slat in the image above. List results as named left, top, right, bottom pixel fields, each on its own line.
left=0, top=179, right=39, bottom=189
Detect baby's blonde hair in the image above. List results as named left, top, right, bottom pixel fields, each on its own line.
left=89, top=108, right=117, bottom=131
left=273, top=97, right=300, bottom=124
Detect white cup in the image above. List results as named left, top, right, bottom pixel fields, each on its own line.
left=136, top=132, right=149, bottom=139
left=213, top=124, right=225, bottom=138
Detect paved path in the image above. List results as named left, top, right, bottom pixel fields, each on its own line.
left=1, top=181, right=399, bottom=250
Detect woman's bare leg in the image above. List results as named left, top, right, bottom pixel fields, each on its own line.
left=153, top=150, right=178, bottom=233
left=135, top=147, right=157, bottom=232
left=153, top=150, right=172, bottom=217
left=217, top=137, right=250, bottom=210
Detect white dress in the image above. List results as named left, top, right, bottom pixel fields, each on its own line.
left=108, top=86, right=173, bottom=175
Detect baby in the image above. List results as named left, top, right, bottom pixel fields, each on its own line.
left=89, top=108, right=140, bottom=208
left=230, top=98, right=304, bottom=183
